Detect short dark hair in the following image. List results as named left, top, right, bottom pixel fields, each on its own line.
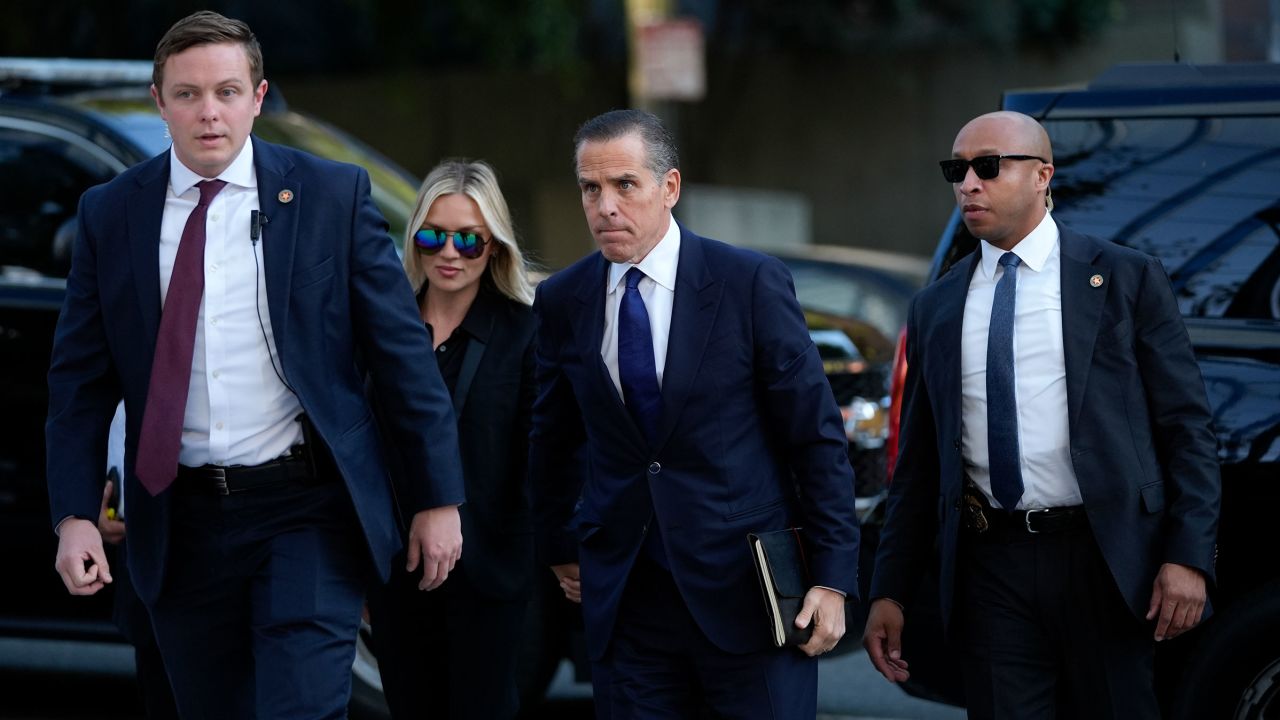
left=153, top=11, right=263, bottom=92
left=573, top=109, right=679, bottom=181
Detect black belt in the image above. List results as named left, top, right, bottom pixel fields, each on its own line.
left=177, top=453, right=319, bottom=495
left=963, top=495, right=1088, bottom=536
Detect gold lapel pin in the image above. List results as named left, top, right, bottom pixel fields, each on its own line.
left=1090, top=274, right=1104, bottom=288
left=278, top=189, right=294, bottom=204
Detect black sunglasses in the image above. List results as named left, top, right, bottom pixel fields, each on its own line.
left=939, top=154, right=1047, bottom=183
left=413, top=227, right=490, bottom=259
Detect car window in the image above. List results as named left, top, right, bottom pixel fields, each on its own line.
left=1046, top=116, right=1280, bottom=320
left=75, top=98, right=421, bottom=249
left=781, top=259, right=915, bottom=341
left=253, top=112, right=419, bottom=246
left=0, top=123, right=118, bottom=279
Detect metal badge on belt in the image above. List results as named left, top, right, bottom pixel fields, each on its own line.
left=963, top=491, right=990, bottom=533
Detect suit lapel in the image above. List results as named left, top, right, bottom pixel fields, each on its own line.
left=933, top=251, right=980, bottom=440
left=451, top=289, right=497, bottom=419
left=125, top=155, right=171, bottom=355
left=655, top=229, right=721, bottom=449
left=1058, top=224, right=1108, bottom=432
left=572, top=256, right=629, bottom=420
left=252, top=138, right=300, bottom=361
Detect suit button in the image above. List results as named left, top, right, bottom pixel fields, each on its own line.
left=649, top=462, right=661, bottom=474
left=953, top=439, right=962, bottom=450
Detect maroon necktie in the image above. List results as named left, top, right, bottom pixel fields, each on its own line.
left=135, top=179, right=226, bottom=496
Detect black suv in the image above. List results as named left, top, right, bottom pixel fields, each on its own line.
left=887, top=62, right=1280, bottom=718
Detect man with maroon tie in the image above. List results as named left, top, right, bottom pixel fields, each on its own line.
left=45, top=11, right=464, bottom=718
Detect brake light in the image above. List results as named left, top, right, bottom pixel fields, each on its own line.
left=884, top=327, right=909, bottom=483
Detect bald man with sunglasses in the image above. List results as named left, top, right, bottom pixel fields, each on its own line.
left=863, top=111, right=1220, bottom=718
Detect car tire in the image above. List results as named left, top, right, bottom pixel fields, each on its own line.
left=1172, top=580, right=1280, bottom=720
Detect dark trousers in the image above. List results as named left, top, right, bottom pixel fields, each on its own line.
left=149, top=480, right=369, bottom=720
left=957, top=523, right=1159, bottom=720
left=598, top=556, right=816, bottom=720
left=111, top=541, right=179, bottom=720
left=367, top=553, right=527, bottom=720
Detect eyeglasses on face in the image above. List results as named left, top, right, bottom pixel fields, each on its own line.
left=413, top=227, right=490, bottom=259
left=938, top=154, right=1047, bottom=183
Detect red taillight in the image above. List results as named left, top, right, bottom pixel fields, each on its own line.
left=884, top=327, right=909, bottom=483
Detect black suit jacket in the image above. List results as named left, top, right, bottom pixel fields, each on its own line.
left=530, top=225, right=860, bottom=659
left=871, top=221, right=1221, bottom=628
left=440, top=286, right=536, bottom=600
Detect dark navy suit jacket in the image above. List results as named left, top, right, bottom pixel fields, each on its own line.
left=871, top=221, right=1220, bottom=628
left=530, top=225, right=861, bottom=660
left=45, top=137, right=465, bottom=605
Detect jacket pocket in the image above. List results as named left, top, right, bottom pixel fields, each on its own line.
left=1097, top=318, right=1132, bottom=348
left=725, top=496, right=786, bottom=522
left=1139, top=482, right=1165, bottom=513
left=293, top=256, right=335, bottom=291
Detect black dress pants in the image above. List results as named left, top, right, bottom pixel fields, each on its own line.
left=957, top=523, right=1159, bottom=720
left=368, top=552, right=528, bottom=720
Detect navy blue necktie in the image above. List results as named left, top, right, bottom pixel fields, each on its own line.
left=619, top=268, right=661, bottom=443
left=987, top=251, right=1025, bottom=510
left=618, top=268, right=668, bottom=566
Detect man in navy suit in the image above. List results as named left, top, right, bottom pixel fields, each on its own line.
left=46, top=11, right=464, bottom=718
left=863, top=111, right=1220, bottom=718
left=529, top=109, right=860, bottom=718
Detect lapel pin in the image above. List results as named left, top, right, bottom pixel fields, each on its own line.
left=1090, top=274, right=1104, bottom=288
left=278, top=189, right=294, bottom=204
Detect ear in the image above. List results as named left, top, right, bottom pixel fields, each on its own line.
left=150, top=84, right=167, bottom=120
left=662, top=168, right=681, bottom=210
left=1036, top=162, right=1055, bottom=192
left=252, top=79, right=268, bottom=118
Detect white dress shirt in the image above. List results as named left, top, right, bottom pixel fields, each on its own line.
left=161, top=143, right=302, bottom=468
left=960, top=212, right=1083, bottom=510
left=601, top=216, right=680, bottom=397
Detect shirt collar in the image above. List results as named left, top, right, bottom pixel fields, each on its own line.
left=979, top=211, right=1058, bottom=279
left=608, top=214, right=681, bottom=294
left=168, top=139, right=257, bottom=197
left=459, top=284, right=499, bottom=343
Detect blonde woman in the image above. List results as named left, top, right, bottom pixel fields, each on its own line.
left=369, top=159, right=537, bottom=719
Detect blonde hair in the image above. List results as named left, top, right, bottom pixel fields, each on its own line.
left=402, top=159, right=535, bottom=305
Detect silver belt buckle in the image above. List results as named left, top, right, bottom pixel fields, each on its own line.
left=211, top=467, right=230, bottom=496
left=1024, top=507, right=1050, bottom=534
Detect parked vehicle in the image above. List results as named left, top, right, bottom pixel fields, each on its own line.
left=884, top=62, right=1280, bottom=718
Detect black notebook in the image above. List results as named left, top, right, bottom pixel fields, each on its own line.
left=748, top=527, right=817, bottom=648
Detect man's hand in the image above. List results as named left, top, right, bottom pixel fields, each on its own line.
left=97, top=480, right=126, bottom=545
left=551, top=563, right=581, bottom=603
left=863, top=598, right=910, bottom=683
left=54, top=518, right=112, bottom=595
left=406, top=504, right=462, bottom=591
left=796, top=586, right=846, bottom=657
left=1147, top=562, right=1207, bottom=641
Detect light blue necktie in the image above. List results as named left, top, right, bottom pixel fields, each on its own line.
left=987, top=252, right=1025, bottom=510
left=618, top=268, right=668, bottom=567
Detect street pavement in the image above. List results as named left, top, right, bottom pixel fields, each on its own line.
left=0, top=638, right=966, bottom=719
left=540, top=646, right=966, bottom=719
